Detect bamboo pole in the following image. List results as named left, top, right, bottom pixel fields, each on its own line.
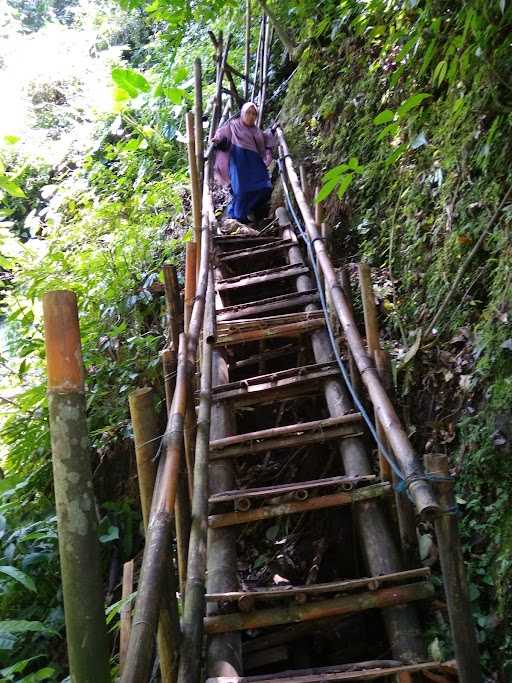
left=120, top=560, right=134, bottom=673
left=163, top=263, right=181, bottom=352
left=186, top=112, right=202, bottom=271
left=43, top=290, right=110, bottom=683
left=244, top=0, right=251, bottom=101
left=358, top=263, right=380, bottom=356
left=277, top=128, right=439, bottom=518
left=251, top=15, right=264, bottom=101
left=121, top=335, right=188, bottom=683
left=340, top=267, right=362, bottom=396
left=184, top=242, right=197, bottom=335
left=424, top=454, right=481, bottom=683
left=257, top=20, right=272, bottom=126
left=178, top=269, right=216, bottom=683
left=128, top=387, right=159, bottom=530
left=161, top=347, right=177, bottom=411
left=194, top=58, right=204, bottom=188
left=205, top=581, right=433, bottom=634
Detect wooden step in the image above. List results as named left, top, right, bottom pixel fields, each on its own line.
left=205, top=659, right=457, bottom=683
left=215, top=312, right=325, bottom=346
left=208, top=482, right=391, bottom=528
left=229, top=344, right=296, bottom=370
left=217, top=290, right=320, bottom=322
left=209, top=414, right=363, bottom=460
left=209, top=473, right=375, bottom=505
left=214, top=236, right=283, bottom=248
left=211, top=361, right=342, bottom=405
left=218, top=239, right=295, bottom=262
left=203, top=580, right=434, bottom=634
left=206, top=567, right=431, bottom=609
left=217, top=263, right=309, bottom=291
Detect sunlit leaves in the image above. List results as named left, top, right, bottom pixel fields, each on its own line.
left=112, top=67, right=150, bottom=98
left=0, top=176, right=26, bottom=199
left=316, top=158, right=364, bottom=203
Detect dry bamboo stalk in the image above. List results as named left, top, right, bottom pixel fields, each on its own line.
left=204, top=581, right=433, bottom=634
left=209, top=483, right=391, bottom=528
left=178, top=269, right=215, bottom=683
left=244, top=0, right=251, bottom=101
left=358, top=263, right=380, bottom=355
left=425, top=454, right=481, bottom=683
left=43, top=291, right=110, bottom=683
left=372, top=349, right=391, bottom=482
left=163, top=263, right=181, bottom=351
left=184, top=242, right=197, bottom=334
left=194, top=58, right=204, bottom=188
left=277, top=128, right=439, bottom=518
left=120, top=560, right=134, bottom=673
left=161, top=347, right=177, bottom=411
left=128, top=386, right=159, bottom=530
left=121, top=335, right=188, bottom=683
left=186, top=112, right=202, bottom=269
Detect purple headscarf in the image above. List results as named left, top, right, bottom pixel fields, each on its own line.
left=213, top=103, right=275, bottom=186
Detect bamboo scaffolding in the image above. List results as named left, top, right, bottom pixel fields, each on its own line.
left=251, top=16, right=265, bottom=101
left=209, top=483, right=391, bottom=528
left=257, top=20, right=272, bottom=126
left=244, top=0, right=251, bottom=101
left=194, top=58, right=204, bottom=187
left=161, top=347, right=177, bottom=411
left=43, top=291, right=110, bottom=683
left=177, top=269, right=216, bottom=683
left=276, top=129, right=439, bottom=518
left=120, top=560, right=134, bottom=673
left=206, top=568, right=430, bottom=605
left=425, top=454, right=481, bottom=682
left=186, top=112, right=202, bottom=268
left=218, top=290, right=320, bottom=321
left=277, top=206, right=427, bottom=661
left=121, top=335, right=188, bottom=683
left=204, top=581, right=433, bottom=634
left=217, top=310, right=323, bottom=330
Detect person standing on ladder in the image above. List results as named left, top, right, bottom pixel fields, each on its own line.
left=213, top=102, right=275, bottom=226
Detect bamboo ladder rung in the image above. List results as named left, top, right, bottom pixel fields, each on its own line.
left=210, top=361, right=343, bottom=405
left=217, top=263, right=310, bottom=291
left=203, top=580, right=434, bottom=634
left=215, top=314, right=325, bottom=346
left=213, top=235, right=283, bottom=247
left=209, top=414, right=364, bottom=460
left=204, top=660, right=457, bottom=683
left=208, top=482, right=392, bottom=528
left=218, top=239, right=295, bottom=261
left=206, top=567, right=431, bottom=606
left=217, top=290, right=320, bottom=322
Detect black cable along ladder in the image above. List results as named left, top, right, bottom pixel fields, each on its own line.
left=118, top=14, right=481, bottom=683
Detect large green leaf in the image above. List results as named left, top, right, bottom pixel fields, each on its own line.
left=111, top=67, right=150, bottom=98
left=0, top=176, right=26, bottom=198
left=397, top=93, right=431, bottom=118
left=315, top=177, right=339, bottom=203
left=0, top=566, right=36, bottom=592
left=336, top=173, right=354, bottom=199
left=0, top=621, right=55, bottom=635
left=373, top=109, right=395, bottom=125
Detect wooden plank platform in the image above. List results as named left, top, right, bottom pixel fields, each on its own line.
left=209, top=414, right=363, bottom=459
left=205, top=660, right=457, bottom=683
left=217, top=263, right=310, bottom=291
left=208, top=483, right=392, bottom=528
left=206, top=567, right=431, bottom=605
left=217, top=290, right=320, bottom=322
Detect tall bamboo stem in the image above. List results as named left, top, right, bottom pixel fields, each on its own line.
left=184, top=242, right=197, bottom=335
left=244, top=0, right=251, bottom=101
left=194, top=58, right=204, bottom=188
left=120, top=560, right=134, bottom=673
left=251, top=16, right=264, bottom=102
left=43, top=290, right=110, bottom=683
left=277, top=128, right=439, bottom=518
left=163, top=263, right=181, bottom=352
left=178, top=268, right=216, bottom=683
left=186, top=111, right=202, bottom=271
left=425, top=454, right=481, bottom=682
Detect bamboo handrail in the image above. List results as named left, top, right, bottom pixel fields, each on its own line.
left=276, top=126, right=440, bottom=519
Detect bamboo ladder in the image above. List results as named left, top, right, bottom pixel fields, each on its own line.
left=43, top=4, right=481, bottom=682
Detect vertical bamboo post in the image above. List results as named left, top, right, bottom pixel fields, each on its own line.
left=120, top=560, right=134, bottom=673
left=43, top=290, right=110, bottom=683
left=163, top=263, right=181, bottom=352
left=186, top=112, right=202, bottom=272
left=162, top=345, right=190, bottom=596
left=128, top=387, right=159, bottom=530
left=424, top=454, right=481, bottom=683
left=375, top=349, right=417, bottom=566
left=299, top=165, right=309, bottom=203
left=251, top=15, right=264, bottom=101
left=244, top=0, right=251, bottom=101
left=184, top=242, right=198, bottom=334
left=194, top=58, right=204, bottom=187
